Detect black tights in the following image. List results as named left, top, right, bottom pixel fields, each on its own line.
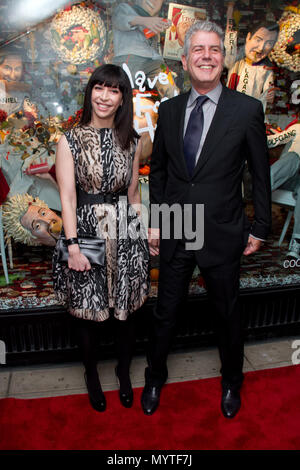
left=72, top=315, right=136, bottom=389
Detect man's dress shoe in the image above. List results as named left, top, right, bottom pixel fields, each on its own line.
left=141, top=384, right=162, bottom=415
left=221, top=387, right=241, bottom=418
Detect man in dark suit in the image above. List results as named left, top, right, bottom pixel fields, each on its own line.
left=141, top=20, right=271, bottom=418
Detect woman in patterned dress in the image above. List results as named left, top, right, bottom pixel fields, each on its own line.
left=53, top=65, right=150, bottom=412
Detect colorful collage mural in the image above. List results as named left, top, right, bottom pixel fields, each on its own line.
left=0, top=0, right=299, bottom=309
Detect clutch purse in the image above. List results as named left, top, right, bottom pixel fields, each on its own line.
left=56, top=235, right=106, bottom=266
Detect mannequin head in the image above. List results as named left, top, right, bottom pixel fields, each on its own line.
left=3, top=194, right=62, bottom=246
left=0, top=47, right=23, bottom=82
left=245, top=23, right=279, bottom=64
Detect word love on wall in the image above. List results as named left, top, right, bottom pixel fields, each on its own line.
left=123, top=63, right=173, bottom=93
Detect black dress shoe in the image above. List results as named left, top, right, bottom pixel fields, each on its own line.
left=115, top=366, right=133, bottom=408
left=84, top=372, right=106, bottom=412
left=221, top=387, right=241, bottom=418
left=141, top=383, right=162, bottom=415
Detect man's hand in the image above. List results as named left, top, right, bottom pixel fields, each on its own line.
left=243, top=235, right=263, bottom=256
left=142, top=17, right=170, bottom=34
left=148, top=227, right=160, bottom=256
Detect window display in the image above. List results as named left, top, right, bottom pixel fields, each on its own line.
left=0, top=0, right=299, bottom=310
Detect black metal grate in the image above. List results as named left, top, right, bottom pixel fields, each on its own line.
left=1, top=287, right=300, bottom=366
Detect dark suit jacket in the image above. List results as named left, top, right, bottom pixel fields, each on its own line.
left=149, top=85, right=271, bottom=267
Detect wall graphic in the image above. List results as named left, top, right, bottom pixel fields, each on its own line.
left=0, top=0, right=299, bottom=308
left=163, top=3, right=207, bottom=60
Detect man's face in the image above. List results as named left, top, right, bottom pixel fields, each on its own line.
left=181, top=31, right=224, bottom=93
left=141, top=0, right=163, bottom=16
left=20, top=204, right=62, bottom=246
left=245, top=27, right=278, bottom=63
left=0, top=55, right=23, bottom=82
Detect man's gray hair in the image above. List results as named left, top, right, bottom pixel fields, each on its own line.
left=183, top=21, right=225, bottom=58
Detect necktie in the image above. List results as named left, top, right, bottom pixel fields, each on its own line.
left=183, top=95, right=209, bottom=177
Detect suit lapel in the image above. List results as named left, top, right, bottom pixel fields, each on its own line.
left=192, top=86, right=238, bottom=176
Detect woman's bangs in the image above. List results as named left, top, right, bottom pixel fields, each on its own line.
left=94, top=79, right=121, bottom=90
left=91, top=67, right=126, bottom=93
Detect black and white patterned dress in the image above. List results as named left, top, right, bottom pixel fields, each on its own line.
left=53, top=126, right=150, bottom=322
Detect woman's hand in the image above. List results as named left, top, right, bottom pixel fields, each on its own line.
left=148, top=228, right=160, bottom=256
left=67, top=245, right=91, bottom=271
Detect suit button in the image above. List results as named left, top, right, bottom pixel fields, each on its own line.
left=191, top=183, right=195, bottom=187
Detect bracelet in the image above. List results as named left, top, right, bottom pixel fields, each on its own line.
left=66, top=237, right=79, bottom=246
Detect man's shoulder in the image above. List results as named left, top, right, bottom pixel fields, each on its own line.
left=159, top=92, right=189, bottom=112
left=223, top=86, right=262, bottom=109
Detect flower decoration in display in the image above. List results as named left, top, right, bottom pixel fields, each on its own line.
left=50, top=5, right=106, bottom=64
left=0, top=110, right=8, bottom=123
left=0, top=109, right=9, bottom=143
left=270, top=5, right=300, bottom=72
left=139, top=164, right=150, bottom=176
left=61, top=108, right=83, bottom=131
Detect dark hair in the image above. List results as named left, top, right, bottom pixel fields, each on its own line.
left=248, top=22, right=279, bottom=39
left=80, top=64, right=138, bottom=150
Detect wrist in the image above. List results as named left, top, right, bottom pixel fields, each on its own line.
left=68, top=244, right=80, bottom=255
left=130, top=16, right=143, bottom=27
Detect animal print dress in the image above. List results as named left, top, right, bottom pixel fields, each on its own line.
left=53, top=126, right=150, bottom=322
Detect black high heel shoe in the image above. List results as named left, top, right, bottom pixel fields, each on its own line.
left=115, top=366, right=134, bottom=408
left=84, top=372, right=106, bottom=412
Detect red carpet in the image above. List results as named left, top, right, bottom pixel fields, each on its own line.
left=1, top=365, right=300, bottom=450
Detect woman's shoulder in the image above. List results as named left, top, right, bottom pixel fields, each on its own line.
left=62, top=126, right=87, bottom=151
left=64, top=125, right=88, bottom=141
left=63, top=126, right=76, bottom=140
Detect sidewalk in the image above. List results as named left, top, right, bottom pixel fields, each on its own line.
left=1, top=336, right=299, bottom=400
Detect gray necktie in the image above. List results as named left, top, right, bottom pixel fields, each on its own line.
left=183, top=95, right=209, bottom=177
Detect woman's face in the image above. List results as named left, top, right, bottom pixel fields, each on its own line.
left=90, top=83, right=123, bottom=127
